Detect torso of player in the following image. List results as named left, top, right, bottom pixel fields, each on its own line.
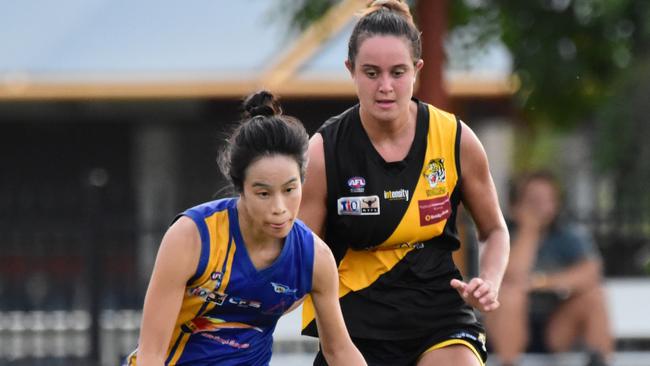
left=300, top=100, right=474, bottom=339
left=320, top=99, right=462, bottom=292
left=129, top=198, right=315, bottom=366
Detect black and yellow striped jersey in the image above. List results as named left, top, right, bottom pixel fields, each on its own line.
left=302, top=99, right=478, bottom=340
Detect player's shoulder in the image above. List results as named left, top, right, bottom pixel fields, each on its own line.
left=319, top=104, right=359, bottom=132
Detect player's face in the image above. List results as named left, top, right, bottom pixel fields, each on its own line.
left=239, top=154, right=302, bottom=240
left=347, top=35, right=423, bottom=124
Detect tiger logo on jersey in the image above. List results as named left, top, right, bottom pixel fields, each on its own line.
left=423, top=158, right=446, bottom=188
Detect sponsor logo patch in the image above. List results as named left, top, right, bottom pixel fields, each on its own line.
left=426, top=186, right=447, bottom=197
left=210, top=271, right=223, bottom=288
left=418, top=196, right=451, bottom=226
left=189, top=286, right=229, bottom=305
left=271, top=282, right=298, bottom=295
left=347, top=176, right=366, bottom=193
left=337, top=195, right=380, bottom=215
left=387, top=242, right=425, bottom=250
left=206, top=292, right=228, bottom=305
left=228, top=296, right=261, bottom=309
left=383, top=188, right=410, bottom=202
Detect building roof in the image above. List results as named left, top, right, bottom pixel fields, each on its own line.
left=0, top=0, right=514, bottom=100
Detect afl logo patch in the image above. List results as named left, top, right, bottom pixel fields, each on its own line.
left=347, top=176, right=366, bottom=192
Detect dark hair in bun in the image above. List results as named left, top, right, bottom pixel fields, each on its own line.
left=218, top=90, right=309, bottom=193
left=242, top=90, right=282, bottom=118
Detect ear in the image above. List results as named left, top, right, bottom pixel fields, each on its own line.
left=414, top=59, right=424, bottom=79
left=344, top=59, right=354, bottom=76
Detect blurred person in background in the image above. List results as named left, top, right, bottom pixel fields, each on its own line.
left=298, top=1, right=510, bottom=365
left=484, top=170, right=613, bottom=366
left=125, top=91, right=366, bottom=366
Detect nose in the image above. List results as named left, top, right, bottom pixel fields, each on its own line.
left=271, top=195, right=287, bottom=215
left=378, top=74, right=393, bottom=93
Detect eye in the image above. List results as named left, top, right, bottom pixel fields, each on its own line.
left=364, top=69, right=378, bottom=78
left=257, top=191, right=270, bottom=198
left=392, top=69, right=406, bottom=77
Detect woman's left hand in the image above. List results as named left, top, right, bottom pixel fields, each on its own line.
left=450, top=277, right=500, bottom=312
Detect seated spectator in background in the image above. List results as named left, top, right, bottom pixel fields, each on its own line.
left=484, top=170, right=613, bottom=366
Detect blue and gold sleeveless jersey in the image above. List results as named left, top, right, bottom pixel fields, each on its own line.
left=302, top=99, right=478, bottom=340
left=128, top=198, right=315, bottom=365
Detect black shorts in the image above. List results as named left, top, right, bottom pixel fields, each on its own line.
left=313, top=325, right=487, bottom=366
left=527, top=291, right=565, bottom=353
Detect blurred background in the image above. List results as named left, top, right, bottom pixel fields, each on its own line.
left=1, top=0, right=649, bottom=365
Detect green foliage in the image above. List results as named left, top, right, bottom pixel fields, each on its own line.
left=511, top=123, right=566, bottom=173
left=593, top=54, right=650, bottom=231
left=278, top=0, right=419, bottom=31
left=452, top=0, right=650, bottom=129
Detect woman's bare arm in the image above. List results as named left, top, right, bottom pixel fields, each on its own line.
left=135, top=216, right=200, bottom=366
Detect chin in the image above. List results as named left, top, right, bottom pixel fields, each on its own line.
left=374, top=112, right=400, bottom=123
left=272, top=230, right=291, bottom=239
left=269, top=225, right=293, bottom=239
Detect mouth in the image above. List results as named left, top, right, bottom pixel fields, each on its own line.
left=268, top=220, right=290, bottom=230
left=375, top=100, right=396, bottom=109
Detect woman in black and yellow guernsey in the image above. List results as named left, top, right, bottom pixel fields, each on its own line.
left=299, top=1, right=510, bottom=365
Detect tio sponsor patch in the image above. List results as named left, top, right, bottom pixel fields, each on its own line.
left=337, top=195, right=380, bottom=215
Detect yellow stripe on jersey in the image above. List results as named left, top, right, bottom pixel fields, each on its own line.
left=379, top=104, right=458, bottom=248
left=191, top=210, right=233, bottom=288
left=166, top=209, right=238, bottom=364
left=167, top=333, right=189, bottom=365
left=301, top=295, right=315, bottom=330
left=300, top=245, right=414, bottom=329
left=338, top=246, right=414, bottom=295
left=126, top=348, right=137, bottom=365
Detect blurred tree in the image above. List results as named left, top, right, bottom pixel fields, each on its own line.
left=451, top=0, right=650, bottom=129
left=594, top=55, right=650, bottom=237
left=281, top=0, right=650, bottom=128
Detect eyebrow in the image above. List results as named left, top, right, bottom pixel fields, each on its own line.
left=360, top=63, right=408, bottom=68
left=251, top=177, right=298, bottom=188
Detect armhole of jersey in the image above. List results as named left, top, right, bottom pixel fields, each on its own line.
left=305, top=231, right=316, bottom=294
left=176, top=210, right=211, bottom=285
left=454, top=117, right=462, bottom=188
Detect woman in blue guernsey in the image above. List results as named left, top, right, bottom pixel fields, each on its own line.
left=299, top=1, right=510, bottom=365
left=126, top=91, right=366, bottom=366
